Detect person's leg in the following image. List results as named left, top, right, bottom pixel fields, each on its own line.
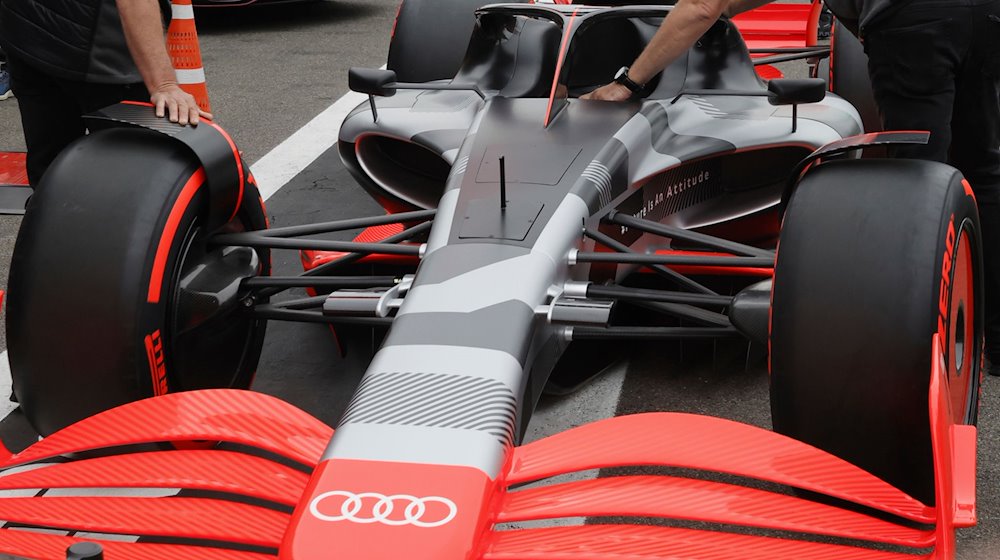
left=5, top=53, right=87, bottom=187
left=864, top=4, right=965, bottom=163
left=8, top=49, right=148, bottom=188
left=78, top=80, right=148, bottom=114
left=0, top=51, right=11, bottom=101
left=951, top=1, right=1000, bottom=369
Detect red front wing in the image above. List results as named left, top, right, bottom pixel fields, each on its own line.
left=0, top=336, right=975, bottom=559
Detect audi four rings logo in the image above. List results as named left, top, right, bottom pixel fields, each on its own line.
left=309, top=491, right=458, bottom=528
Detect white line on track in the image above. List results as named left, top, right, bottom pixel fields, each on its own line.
left=249, top=91, right=368, bottom=200
left=0, top=82, right=629, bottom=455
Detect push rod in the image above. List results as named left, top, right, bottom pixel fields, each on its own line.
left=255, top=221, right=433, bottom=300
left=606, top=211, right=774, bottom=258
left=249, top=307, right=393, bottom=326
left=582, top=228, right=716, bottom=295
left=269, top=295, right=328, bottom=310
left=252, top=209, right=435, bottom=238
left=586, top=284, right=732, bottom=306
left=211, top=234, right=422, bottom=256
left=571, top=326, right=741, bottom=340
left=630, top=300, right=733, bottom=328
left=244, top=276, right=398, bottom=289
left=574, top=252, right=774, bottom=268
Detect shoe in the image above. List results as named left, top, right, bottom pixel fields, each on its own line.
left=0, top=67, right=13, bottom=101
left=817, top=8, right=834, bottom=41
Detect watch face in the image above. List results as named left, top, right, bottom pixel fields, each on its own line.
left=615, top=67, right=628, bottom=81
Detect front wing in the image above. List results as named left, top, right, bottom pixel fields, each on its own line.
left=0, top=337, right=974, bottom=559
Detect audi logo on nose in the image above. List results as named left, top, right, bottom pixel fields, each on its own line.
left=309, top=491, right=458, bottom=528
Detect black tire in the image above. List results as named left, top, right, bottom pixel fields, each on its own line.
left=816, top=19, right=881, bottom=134
left=770, top=159, right=982, bottom=506
left=8, top=128, right=270, bottom=436
left=387, top=0, right=526, bottom=83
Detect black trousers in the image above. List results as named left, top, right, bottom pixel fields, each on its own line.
left=865, top=0, right=1000, bottom=354
left=5, top=52, right=147, bottom=188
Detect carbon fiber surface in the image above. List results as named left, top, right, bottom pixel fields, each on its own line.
left=2, top=389, right=332, bottom=469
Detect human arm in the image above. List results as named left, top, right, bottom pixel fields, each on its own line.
left=116, top=0, right=212, bottom=125
left=582, top=0, right=774, bottom=101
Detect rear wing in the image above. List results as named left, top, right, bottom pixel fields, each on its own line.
left=731, top=0, right=824, bottom=50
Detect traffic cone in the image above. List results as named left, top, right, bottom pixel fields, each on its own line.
left=166, top=0, right=211, bottom=113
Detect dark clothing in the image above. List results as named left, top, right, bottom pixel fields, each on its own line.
left=5, top=51, right=147, bottom=186
left=862, top=0, right=1000, bottom=354
left=0, top=0, right=170, bottom=84
left=1, top=0, right=170, bottom=186
left=824, top=0, right=901, bottom=36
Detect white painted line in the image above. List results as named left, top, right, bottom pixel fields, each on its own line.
left=0, top=356, right=14, bottom=421
left=249, top=90, right=368, bottom=200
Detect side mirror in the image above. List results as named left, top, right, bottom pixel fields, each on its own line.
left=767, top=78, right=826, bottom=106
left=349, top=68, right=398, bottom=97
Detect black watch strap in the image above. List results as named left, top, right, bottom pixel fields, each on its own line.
left=614, top=66, right=644, bottom=94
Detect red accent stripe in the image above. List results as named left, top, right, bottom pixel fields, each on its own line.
left=649, top=249, right=774, bottom=277
left=962, top=178, right=976, bottom=201
left=0, top=152, right=29, bottom=186
left=147, top=169, right=206, bottom=304
left=544, top=9, right=578, bottom=127
left=205, top=121, right=246, bottom=222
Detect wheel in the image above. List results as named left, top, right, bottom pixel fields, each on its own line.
left=770, top=159, right=981, bottom=506
left=814, top=19, right=881, bottom=134
left=7, top=128, right=270, bottom=436
left=387, top=0, right=527, bottom=83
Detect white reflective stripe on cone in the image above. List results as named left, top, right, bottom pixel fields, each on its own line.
left=175, top=68, right=207, bottom=84
left=172, top=3, right=195, bottom=19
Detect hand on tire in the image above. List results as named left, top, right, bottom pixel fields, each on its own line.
left=151, top=83, right=213, bottom=126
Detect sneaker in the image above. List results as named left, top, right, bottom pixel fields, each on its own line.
left=0, top=67, right=13, bottom=101
left=817, top=8, right=834, bottom=41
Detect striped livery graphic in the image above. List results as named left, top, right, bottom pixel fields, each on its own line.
left=339, top=371, right=518, bottom=447
left=582, top=160, right=614, bottom=208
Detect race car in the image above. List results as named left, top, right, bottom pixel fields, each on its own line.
left=0, top=2, right=981, bottom=559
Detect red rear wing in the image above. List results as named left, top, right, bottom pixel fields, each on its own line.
left=731, top=2, right=823, bottom=50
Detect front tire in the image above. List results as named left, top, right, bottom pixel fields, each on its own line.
left=770, top=159, right=981, bottom=506
left=8, top=128, right=269, bottom=436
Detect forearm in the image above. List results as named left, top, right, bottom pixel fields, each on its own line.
left=628, top=0, right=728, bottom=86
left=116, top=0, right=175, bottom=94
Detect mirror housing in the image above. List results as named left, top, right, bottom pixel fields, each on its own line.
left=349, top=68, right=398, bottom=97
left=767, top=78, right=826, bottom=106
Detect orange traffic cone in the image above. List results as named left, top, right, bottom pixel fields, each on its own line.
left=166, top=0, right=211, bottom=113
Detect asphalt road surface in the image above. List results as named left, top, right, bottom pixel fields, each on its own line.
left=0, top=2, right=996, bottom=558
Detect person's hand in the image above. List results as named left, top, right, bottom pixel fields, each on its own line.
left=150, top=82, right=213, bottom=125
left=581, top=82, right=633, bottom=102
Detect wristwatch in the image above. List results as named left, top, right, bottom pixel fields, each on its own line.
left=613, top=66, right=644, bottom=94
